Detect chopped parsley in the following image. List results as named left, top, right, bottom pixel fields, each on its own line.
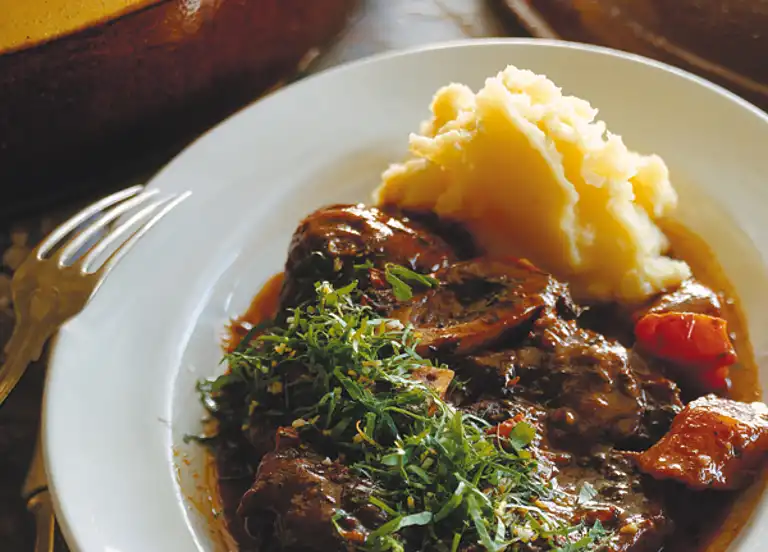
left=384, top=263, right=439, bottom=301
left=200, top=279, right=610, bottom=551
left=577, top=482, right=598, bottom=506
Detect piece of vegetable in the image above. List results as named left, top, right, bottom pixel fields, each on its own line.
left=384, top=262, right=439, bottom=301
left=634, top=312, right=737, bottom=390
left=484, top=414, right=524, bottom=438
left=484, top=415, right=536, bottom=451
left=699, top=365, right=732, bottom=393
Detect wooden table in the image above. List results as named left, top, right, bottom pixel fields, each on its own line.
left=0, top=1, right=527, bottom=549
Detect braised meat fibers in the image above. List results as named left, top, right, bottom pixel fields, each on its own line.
left=280, top=205, right=461, bottom=308
left=210, top=205, right=765, bottom=552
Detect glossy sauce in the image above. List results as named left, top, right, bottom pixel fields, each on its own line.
left=225, top=272, right=285, bottom=353
left=208, top=223, right=765, bottom=552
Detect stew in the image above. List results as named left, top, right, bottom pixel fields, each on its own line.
left=199, top=204, right=768, bottom=552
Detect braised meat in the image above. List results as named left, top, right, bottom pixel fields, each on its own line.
left=391, top=259, right=575, bottom=356
left=239, top=428, right=384, bottom=552
left=636, top=395, right=768, bottom=490
left=280, top=204, right=459, bottom=308
left=625, top=352, right=684, bottom=448
left=458, top=311, right=645, bottom=448
left=207, top=205, right=765, bottom=552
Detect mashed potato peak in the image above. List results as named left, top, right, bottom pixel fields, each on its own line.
left=373, top=66, right=691, bottom=302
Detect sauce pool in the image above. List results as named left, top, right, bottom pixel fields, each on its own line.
left=225, top=272, right=285, bottom=353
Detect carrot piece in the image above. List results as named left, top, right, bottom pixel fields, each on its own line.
left=634, top=312, right=737, bottom=391
left=699, top=364, right=732, bottom=393
left=485, top=413, right=525, bottom=438
left=635, top=312, right=737, bottom=368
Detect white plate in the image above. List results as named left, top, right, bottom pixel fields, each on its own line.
left=45, top=39, right=768, bottom=552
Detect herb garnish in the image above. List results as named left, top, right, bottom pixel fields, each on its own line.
left=577, top=482, right=598, bottom=506
left=383, top=263, right=439, bottom=301
left=200, top=280, right=610, bottom=551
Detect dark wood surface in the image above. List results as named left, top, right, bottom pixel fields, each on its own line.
left=0, top=2, right=527, bottom=550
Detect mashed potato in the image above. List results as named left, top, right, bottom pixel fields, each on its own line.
left=373, top=66, right=691, bottom=303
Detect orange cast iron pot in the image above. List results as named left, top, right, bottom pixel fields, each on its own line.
left=0, top=0, right=356, bottom=214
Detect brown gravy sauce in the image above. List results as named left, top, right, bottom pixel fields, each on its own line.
left=225, top=272, right=285, bottom=354
left=203, top=223, right=766, bottom=551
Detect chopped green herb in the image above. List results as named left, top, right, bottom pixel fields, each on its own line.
left=384, top=263, right=439, bottom=301
left=200, top=281, right=611, bottom=551
left=577, top=481, right=598, bottom=505
left=507, top=420, right=536, bottom=451
left=368, top=511, right=433, bottom=541
left=555, top=521, right=608, bottom=552
left=384, top=271, right=414, bottom=301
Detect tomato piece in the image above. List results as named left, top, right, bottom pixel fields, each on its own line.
left=634, top=312, right=736, bottom=392
left=485, top=413, right=524, bottom=438
left=485, top=418, right=515, bottom=438
left=635, top=312, right=737, bottom=368
left=699, top=364, right=732, bottom=393
left=338, top=529, right=366, bottom=544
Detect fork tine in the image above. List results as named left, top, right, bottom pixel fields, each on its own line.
left=80, top=196, right=171, bottom=272
left=36, top=185, right=145, bottom=259
left=85, top=191, right=191, bottom=275
left=55, top=189, right=161, bottom=266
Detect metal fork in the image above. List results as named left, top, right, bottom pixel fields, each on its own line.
left=23, top=431, right=59, bottom=552
left=0, top=185, right=189, bottom=406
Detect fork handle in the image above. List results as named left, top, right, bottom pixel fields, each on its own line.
left=28, top=490, right=57, bottom=552
left=0, top=319, right=49, bottom=406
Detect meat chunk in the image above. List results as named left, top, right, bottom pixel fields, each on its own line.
left=238, top=429, right=384, bottom=551
left=637, top=394, right=768, bottom=490
left=625, top=352, right=684, bottom=448
left=461, top=313, right=645, bottom=448
left=392, top=259, right=575, bottom=356
left=213, top=436, right=263, bottom=550
left=633, top=279, right=722, bottom=321
left=281, top=204, right=458, bottom=308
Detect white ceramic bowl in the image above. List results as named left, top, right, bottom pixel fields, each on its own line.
left=44, top=39, right=768, bottom=552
